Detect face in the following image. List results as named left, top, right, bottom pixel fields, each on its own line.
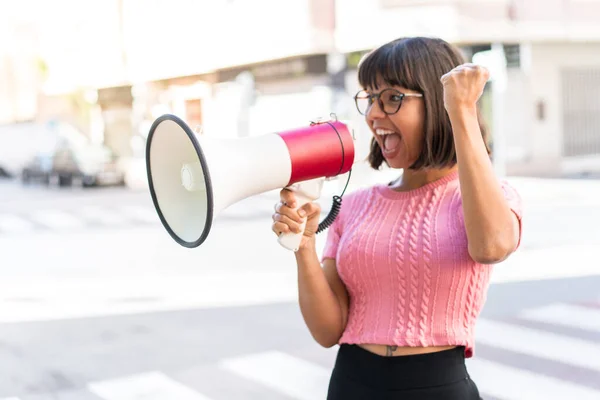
left=363, top=82, right=425, bottom=169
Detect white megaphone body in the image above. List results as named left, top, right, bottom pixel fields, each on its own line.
left=146, top=114, right=355, bottom=251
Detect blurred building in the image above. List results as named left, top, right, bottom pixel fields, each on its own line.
left=0, top=4, right=44, bottom=125
left=1, top=0, right=600, bottom=178
left=121, top=0, right=339, bottom=147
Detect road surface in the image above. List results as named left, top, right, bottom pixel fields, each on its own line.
left=0, top=176, right=599, bottom=399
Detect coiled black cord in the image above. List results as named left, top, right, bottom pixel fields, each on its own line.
left=316, top=169, right=351, bottom=234
left=315, top=119, right=352, bottom=234
left=316, top=196, right=342, bottom=234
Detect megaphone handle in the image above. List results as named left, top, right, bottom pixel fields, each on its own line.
left=277, top=192, right=313, bottom=252
left=278, top=179, right=323, bottom=252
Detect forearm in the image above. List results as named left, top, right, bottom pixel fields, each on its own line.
left=450, top=108, right=519, bottom=263
left=294, top=241, right=345, bottom=347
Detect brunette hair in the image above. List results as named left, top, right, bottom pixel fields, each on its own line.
left=358, top=37, right=491, bottom=170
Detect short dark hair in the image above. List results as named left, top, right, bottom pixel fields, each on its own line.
left=358, top=37, right=491, bottom=170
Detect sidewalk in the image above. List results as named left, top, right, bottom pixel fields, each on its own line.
left=507, top=175, right=600, bottom=207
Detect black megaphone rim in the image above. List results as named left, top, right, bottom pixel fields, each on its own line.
left=145, top=113, right=214, bottom=248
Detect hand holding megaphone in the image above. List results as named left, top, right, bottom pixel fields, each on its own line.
left=273, top=178, right=324, bottom=252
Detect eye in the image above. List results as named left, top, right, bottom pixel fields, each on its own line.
left=389, top=95, right=403, bottom=102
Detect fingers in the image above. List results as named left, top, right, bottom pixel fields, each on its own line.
left=274, top=201, right=304, bottom=223
left=441, top=63, right=489, bottom=81
left=479, top=66, right=490, bottom=80
left=280, top=189, right=297, bottom=208
left=272, top=214, right=304, bottom=235
left=272, top=221, right=291, bottom=236
left=300, top=202, right=320, bottom=218
left=272, top=206, right=306, bottom=235
left=272, top=198, right=306, bottom=236
left=274, top=208, right=305, bottom=229
left=456, top=63, right=478, bottom=70
left=273, top=189, right=322, bottom=237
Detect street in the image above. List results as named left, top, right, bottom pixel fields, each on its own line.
left=0, top=175, right=599, bottom=400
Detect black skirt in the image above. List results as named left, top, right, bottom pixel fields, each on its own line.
left=327, top=344, right=481, bottom=400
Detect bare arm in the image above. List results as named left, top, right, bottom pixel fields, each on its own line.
left=271, top=189, right=349, bottom=348
left=442, top=64, right=521, bottom=264
left=451, top=108, right=520, bottom=264
left=295, top=245, right=349, bottom=348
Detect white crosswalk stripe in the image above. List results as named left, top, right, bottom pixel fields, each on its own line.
left=120, top=205, right=159, bottom=223
left=29, top=209, right=86, bottom=229
left=88, top=371, right=214, bottom=400
left=520, top=303, right=600, bottom=333
left=219, top=350, right=331, bottom=400
left=474, top=317, right=600, bottom=372
left=0, top=214, right=35, bottom=233
left=0, top=397, right=22, bottom=400
left=77, top=205, right=129, bottom=226
left=0, top=206, right=159, bottom=234
left=467, top=358, right=600, bottom=400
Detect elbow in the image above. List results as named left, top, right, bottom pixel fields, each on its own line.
left=312, top=331, right=342, bottom=349
left=468, top=239, right=516, bottom=265
left=318, top=339, right=339, bottom=349
left=314, top=335, right=340, bottom=349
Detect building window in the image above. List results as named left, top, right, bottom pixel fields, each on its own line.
left=562, top=68, right=600, bottom=157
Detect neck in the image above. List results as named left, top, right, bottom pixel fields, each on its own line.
left=390, top=166, right=457, bottom=192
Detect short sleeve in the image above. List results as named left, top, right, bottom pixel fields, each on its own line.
left=319, top=187, right=366, bottom=262
left=320, top=188, right=360, bottom=262
left=500, top=180, right=524, bottom=250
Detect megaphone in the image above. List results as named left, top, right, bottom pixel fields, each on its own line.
left=146, top=114, right=355, bottom=251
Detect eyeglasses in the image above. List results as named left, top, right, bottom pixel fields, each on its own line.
left=354, top=88, right=423, bottom=116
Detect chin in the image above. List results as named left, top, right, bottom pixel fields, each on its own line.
left=384, top=157, right=410, bottom=170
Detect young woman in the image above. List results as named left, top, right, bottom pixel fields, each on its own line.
left=271, top=37, right=523, bottom=400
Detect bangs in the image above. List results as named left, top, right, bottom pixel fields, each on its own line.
left=357, top=39, right=419, bottom=92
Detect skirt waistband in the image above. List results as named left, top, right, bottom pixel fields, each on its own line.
left=333, top=344, right=468, bottom=391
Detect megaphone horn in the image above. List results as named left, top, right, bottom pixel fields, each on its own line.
left=146, top=114, right=355, bottom=251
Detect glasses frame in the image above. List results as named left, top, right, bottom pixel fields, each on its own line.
left=354, top=88, right=423, bottom=116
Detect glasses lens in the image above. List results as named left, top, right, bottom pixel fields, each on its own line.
left=380, top=89, right=403, bottom=114
left=355, top=91, right=371, bottom=115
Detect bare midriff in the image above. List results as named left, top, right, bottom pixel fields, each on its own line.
left=358, top=344, right=457, bottom=357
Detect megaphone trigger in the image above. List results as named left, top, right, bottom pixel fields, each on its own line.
left=277, top=178, right=325, bottom=252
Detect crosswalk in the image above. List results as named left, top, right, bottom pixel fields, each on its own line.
left=1, top=301, right=599, bottom=400
left=467, top=358, right=600, bottom=399
left=219, top=351, right=332, bottom=400
left=0, top=198, right=276, bottom=236
left=88, top=372, right=216, bottom=400
left=0, top=205, right=160, bottom=234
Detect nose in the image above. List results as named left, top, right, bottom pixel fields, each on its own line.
left=366, top=99, right=386, bottom=121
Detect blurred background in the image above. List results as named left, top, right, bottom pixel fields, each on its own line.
left=0, top=0, right=599, bottom=399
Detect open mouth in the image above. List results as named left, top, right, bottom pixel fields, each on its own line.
left=375, top=128, right=402, bottom=154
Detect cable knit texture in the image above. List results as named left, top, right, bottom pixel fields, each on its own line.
left=322, top=170, right=523, bottom=357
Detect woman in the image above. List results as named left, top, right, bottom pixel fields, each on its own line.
left=271, top=37, right=523, bottom=399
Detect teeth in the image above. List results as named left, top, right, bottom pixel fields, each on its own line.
left=375, top=129, right=396, bottom=136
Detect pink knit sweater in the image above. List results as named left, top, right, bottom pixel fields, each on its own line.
left=321, top=170, right=523, bottom=357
